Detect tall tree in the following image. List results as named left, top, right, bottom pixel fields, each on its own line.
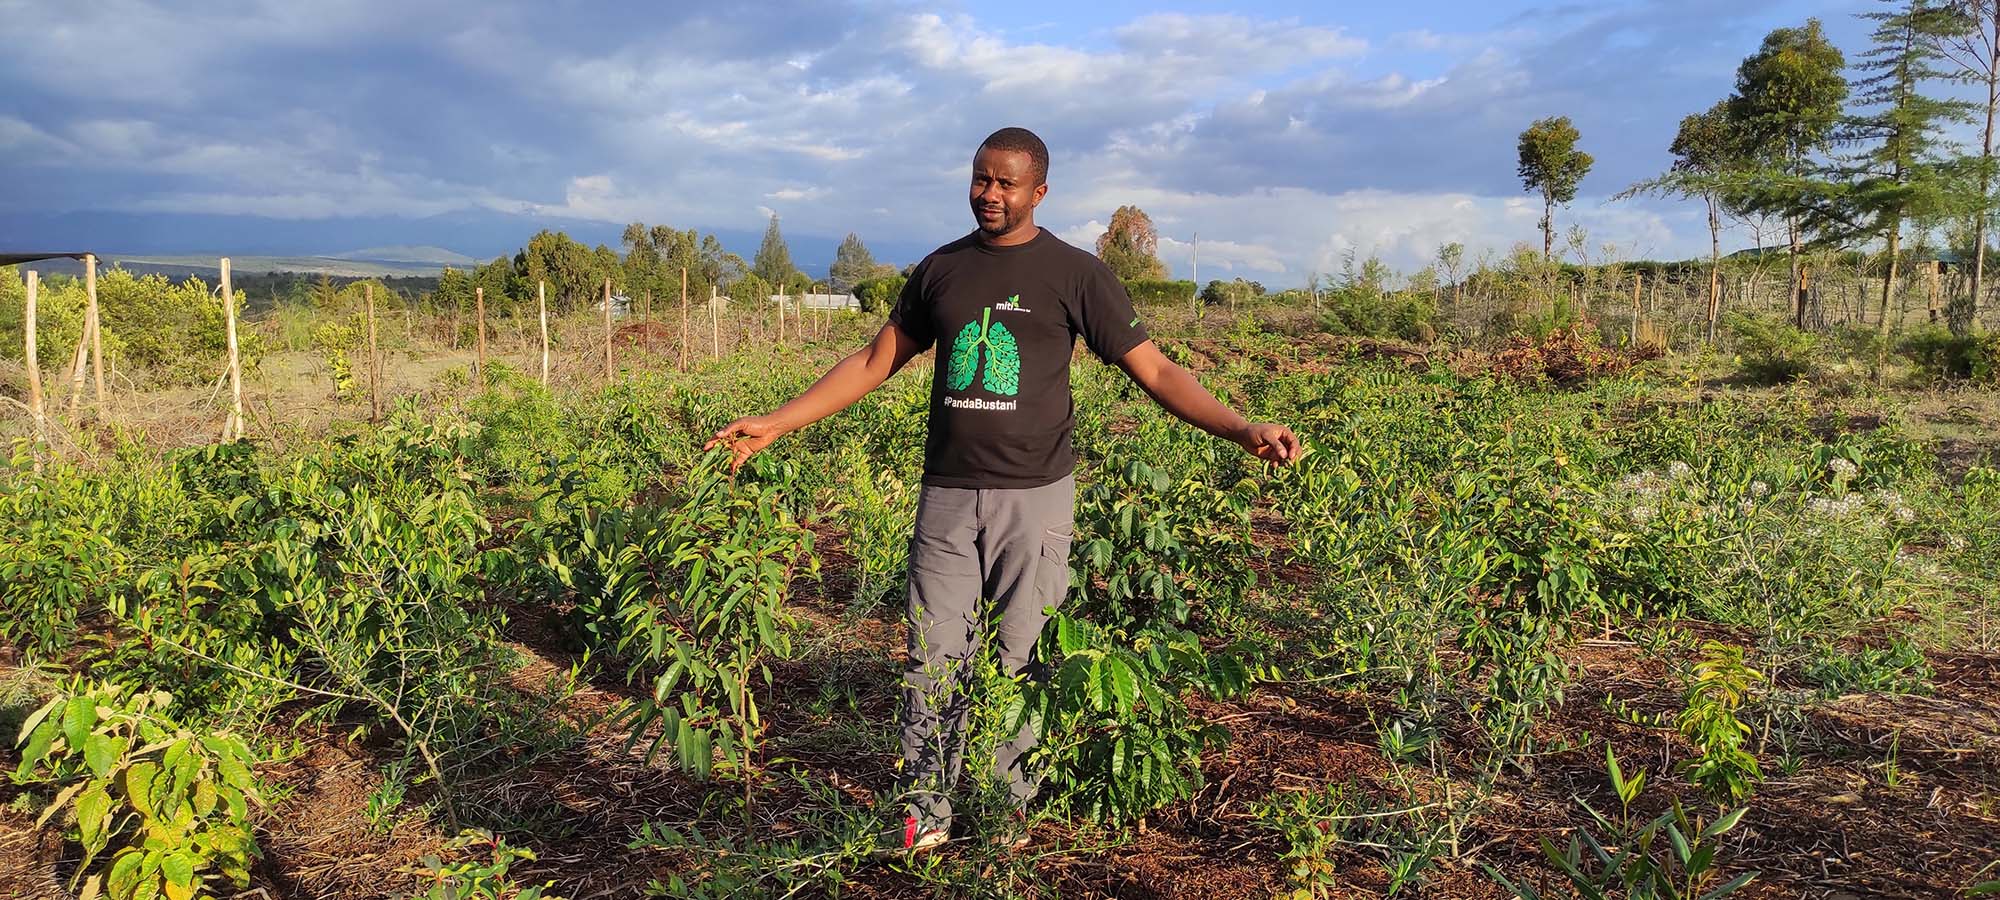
left=1842, top=0, right=1976, bottom=334
left=513, top=230, right=599, bottom=311
left=1728, top=19, right=1849, bottom=327
left=829, top=233, right=879, bottom=294
left=753, top=214, right=797, bottom=287
left=1619, top=102, right=1753, bottom=342
left=622, top=222, right=664, bottom=312
left=1095, top=206, right=1170, bottom=280
left=1934, top=0, right=2000, bottom=334
left=1516, top=116, right=1594, bottom=264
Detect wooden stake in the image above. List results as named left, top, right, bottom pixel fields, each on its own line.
left=474, top=287, right=487, bottom=380
left=1928, top=261, right=1943, bottom=324
left=1630, top=273, right=1643, bottom=344
left=538, top=280, right=550, bottom=387
left=64, top=293, right=91, bottom=415
left=710, top=285, right=720, bottom=359
left=366, top=283, right=381, bottom=422
left=222, top=258, right=243, bottom=441
left=86, top=254, right=104, bottom=409
left=777, top=288, right=786, bottom=343
left=603, top=277, right=614, bottom=382
left=24, top=270, right=45, bottom=451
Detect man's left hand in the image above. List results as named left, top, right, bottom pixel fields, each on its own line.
left=1235, top=423, right=1302, bottom=465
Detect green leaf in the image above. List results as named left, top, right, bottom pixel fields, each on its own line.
left=16, top=697, right=61, bottom=748
left=76, top=786, right=114, bottom=853
left=123, top=762, right=160, bottom=819
left=16, top=714, right=59, bottom=779
left=63, top=695, right=97, bottom=752
left=1107, top=657, right=1139, bottom=716
left=1697, top=871, right=1758, bottom=900
left=85, top=734, right=127, bottom=779
left=1702, top=806, right=1749, bottom=839
left=107, top=849, right=147, bottom=898
left=160, top=851, right=195, bottom=891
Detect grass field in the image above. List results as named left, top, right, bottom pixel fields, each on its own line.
left=3, top=309, right=1998, bottom=899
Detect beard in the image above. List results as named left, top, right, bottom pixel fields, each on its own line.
left=974, top=204, right=1017, bottom=235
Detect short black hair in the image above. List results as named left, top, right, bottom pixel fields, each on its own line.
left=978, top=127, right=1049, bottom=185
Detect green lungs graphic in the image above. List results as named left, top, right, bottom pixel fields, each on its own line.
left=946, top=306, right=1020, bottom=395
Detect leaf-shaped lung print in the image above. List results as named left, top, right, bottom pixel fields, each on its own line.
left=947, top=320, right=982, bottom=391
left=984, top=320, right=1020, bottom=396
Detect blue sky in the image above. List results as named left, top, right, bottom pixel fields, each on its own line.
left=0, top=0, right=1881, bottom=283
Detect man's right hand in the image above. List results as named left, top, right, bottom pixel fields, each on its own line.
left=705, top=415, right=789, bottom=471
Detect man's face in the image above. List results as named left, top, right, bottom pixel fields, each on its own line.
left=969, top=147, right=1046, bottom=238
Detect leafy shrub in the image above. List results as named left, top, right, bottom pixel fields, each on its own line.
left=1491, top=747, right=1757, bottom=900
left=1802, top=639, right=1932, bottom=697
left=407, top=829, right=567, bottom=900
left=520, top=450, right=815, bottom=780
left=1898, top=326, right=2000, bottom=383
left=1725, top=313, right=1817, bottom=383
left=1677, top=642, right=1762, bottom=806
left=1011, top=614, right=1247, bottom=822
left=852, top=274, right=907, bottom=314
left=13, top=682, right=263, bottom=900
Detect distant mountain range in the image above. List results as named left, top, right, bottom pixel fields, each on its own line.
left=0, top=209, right=934, bottom=278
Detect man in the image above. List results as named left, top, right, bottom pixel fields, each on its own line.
left=707, top=127, right=1300, bottom=852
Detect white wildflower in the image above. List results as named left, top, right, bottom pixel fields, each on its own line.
left=1668, top=461, right=1693, bottom=480
left=1629, top=505, right=1657, bottom=524
left=1750, top=481, right=1771, bottom=498
left=1828, top=458, right=1858, bottom=479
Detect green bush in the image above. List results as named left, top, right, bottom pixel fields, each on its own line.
left=1725, top=313, right=1818, bottom=383
left=1898, top=325, right=2000, bottom=383
left=13, top=681, right=263, bottom=900
left=852, top=274, right=906, bottom=314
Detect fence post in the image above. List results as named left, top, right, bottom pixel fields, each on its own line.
left=86, top=254, right=105, bottom=409
left=474, top=287, right=487, bottom=380
left=711, top=285, right=720, bottom=359
left=603, top=277, right=614, bottom=382
left=539, top=280, right=550, bottom=387
left=680, top=267, right=690, bottom=372
left=1630, top=273, right=1643, bottom=344
left=222, top=257, right=243, bottom=441
left=24, top=270, right=45, bottom=456
left=366, top=283, right=381, bottom=422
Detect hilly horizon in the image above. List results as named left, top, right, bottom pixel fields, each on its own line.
left=0, top=209, right=942, bottom=280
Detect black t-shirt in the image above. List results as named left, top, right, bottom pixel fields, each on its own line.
left=889, top=228, right=1150, bottom=489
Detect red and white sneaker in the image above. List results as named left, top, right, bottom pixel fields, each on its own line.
left=876, top=811, right=950, bottom=856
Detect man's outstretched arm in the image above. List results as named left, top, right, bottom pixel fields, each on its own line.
left=706, top=323, right=927, bottom=469
left=1113, top=341, right=1302, bottom=464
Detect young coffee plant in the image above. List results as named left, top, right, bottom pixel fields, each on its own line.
left=1490, top=748, right=1757, bottom=900
left=1069, top=451, right=1258, bottom=632
left=1009, top=613, right=1249, bottom=822
left=1677, top=642, right=1763, bottom=806
left=407, top=829, right=567, bottom=900
left=524, top=449, right=815, bottom=780
left=13, top=682, right=262, bottom=900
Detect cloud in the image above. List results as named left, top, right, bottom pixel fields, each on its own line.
left=0, top=0, right=1874, bottom=283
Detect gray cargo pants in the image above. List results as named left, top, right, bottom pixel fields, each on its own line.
left=897, top=473, right=1074, bottom=827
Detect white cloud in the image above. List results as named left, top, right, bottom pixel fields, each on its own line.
left=0, top=0, right=1807, bottom=280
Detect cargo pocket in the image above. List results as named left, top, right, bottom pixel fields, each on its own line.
left=1036, top=526, right=1074, bottom=614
